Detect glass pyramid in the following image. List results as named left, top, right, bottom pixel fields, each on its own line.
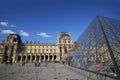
left=71, top=16, right=120, bottom=76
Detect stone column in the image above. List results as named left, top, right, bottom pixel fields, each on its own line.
left=35, top=53, right=37, bottom=62
left=44, top=54, right=46, bottom=62
left=12, top=46, right=15, bottom=63
left=52, top=53, right=54, bottom=61
left=39, top=54, right=41, bottom=62
left=48, top=54, right=50, bottom=62
left=30, top=54, right=32, bottom=63
left=25, top=54, right=28, bottom=63
left=15, top=55, right=17, bottom=63
left=12, top=54, right=16, bottom=63
left=7, top=46, right=11, bottom=63
left=1, top=48, right=5, bottom=63
left=21, top=54, right=23, bottom=63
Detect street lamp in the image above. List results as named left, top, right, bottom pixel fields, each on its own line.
left=58, top=72, right=60, bottom=80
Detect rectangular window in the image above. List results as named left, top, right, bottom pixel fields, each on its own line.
left=59, top=41, right=61, bottom=43
left=46, top=49, right=48, bottom=51
left=68, top=41, right=70, bottom=43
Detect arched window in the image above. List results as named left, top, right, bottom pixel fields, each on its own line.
left=23, top=56, right=26, bottom=61
left=32, top=56, right=35, bottom=61
left=28, top=56, right=30, bottom=61
left=54, top=55, right=57, bottom=60
left=50, top=55, right=52, bottom=61
left=41, top=55, right=44, bottom=61
left=45, top=55, right=48, bottom=60
left=18, top=56, right=21, bottom=62
left=37, top=55, right=39, bottom=61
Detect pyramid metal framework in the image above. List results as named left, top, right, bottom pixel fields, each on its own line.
left=72, top=16, right=120, bottom=78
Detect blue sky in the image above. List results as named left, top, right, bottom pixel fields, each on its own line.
left=0, top=0, right=120, bottom=43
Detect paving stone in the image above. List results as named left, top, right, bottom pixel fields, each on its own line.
left=0, top=63, right=87, bottom=80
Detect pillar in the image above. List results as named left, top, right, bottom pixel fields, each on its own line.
left=30, top=54, right=32, bottom=63
left=12, top=54, right=16, bottom=63
left=52, top=53, right=54, bottom=61
left=39, top=54, right=41, bottom=62
left=25, top=54, right=28, bottom=63
left=21, top=54, right=23, bottom=63
left=44, top=54, right=46, bottom=62
left=7, top=46, right=11, bottom=63
left=1, top=48, right=5, bottom=63
left=48, top=54, right=50, bottom=62
left=35, top=53, right=37, bottom=62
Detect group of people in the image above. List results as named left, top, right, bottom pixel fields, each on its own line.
left=1, top=61, right=13, bottom=65
left=34, top=61, right=48, bottom=67
left=35, top=62, right=41, bottom=67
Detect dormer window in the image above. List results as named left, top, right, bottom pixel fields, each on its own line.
left=68, top=40, right=70, bottom=43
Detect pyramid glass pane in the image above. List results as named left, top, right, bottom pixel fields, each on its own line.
left=71, top=16, right=120, bottom=76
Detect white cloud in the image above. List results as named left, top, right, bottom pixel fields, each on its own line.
left=0, top=21, right=16, bottom=27
left=37, top=32, right=52, bottom=38
left=20, top=30, right=29, bottom=37
left=1, top=29, right=15, bottom=34
left=0, top=22, right=8, bottom=26
left=10, top=25, right=16, bottom=27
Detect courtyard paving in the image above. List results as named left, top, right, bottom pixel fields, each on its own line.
left=0, top=62, right=87, bottom=80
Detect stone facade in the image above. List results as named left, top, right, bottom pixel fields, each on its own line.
left=0, top=32, right=74, bottom=64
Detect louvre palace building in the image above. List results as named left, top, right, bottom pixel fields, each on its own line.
left=0, top=32, right=74, bottom=64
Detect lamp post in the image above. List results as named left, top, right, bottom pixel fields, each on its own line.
left=58, top=72, right=60, bottom=80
